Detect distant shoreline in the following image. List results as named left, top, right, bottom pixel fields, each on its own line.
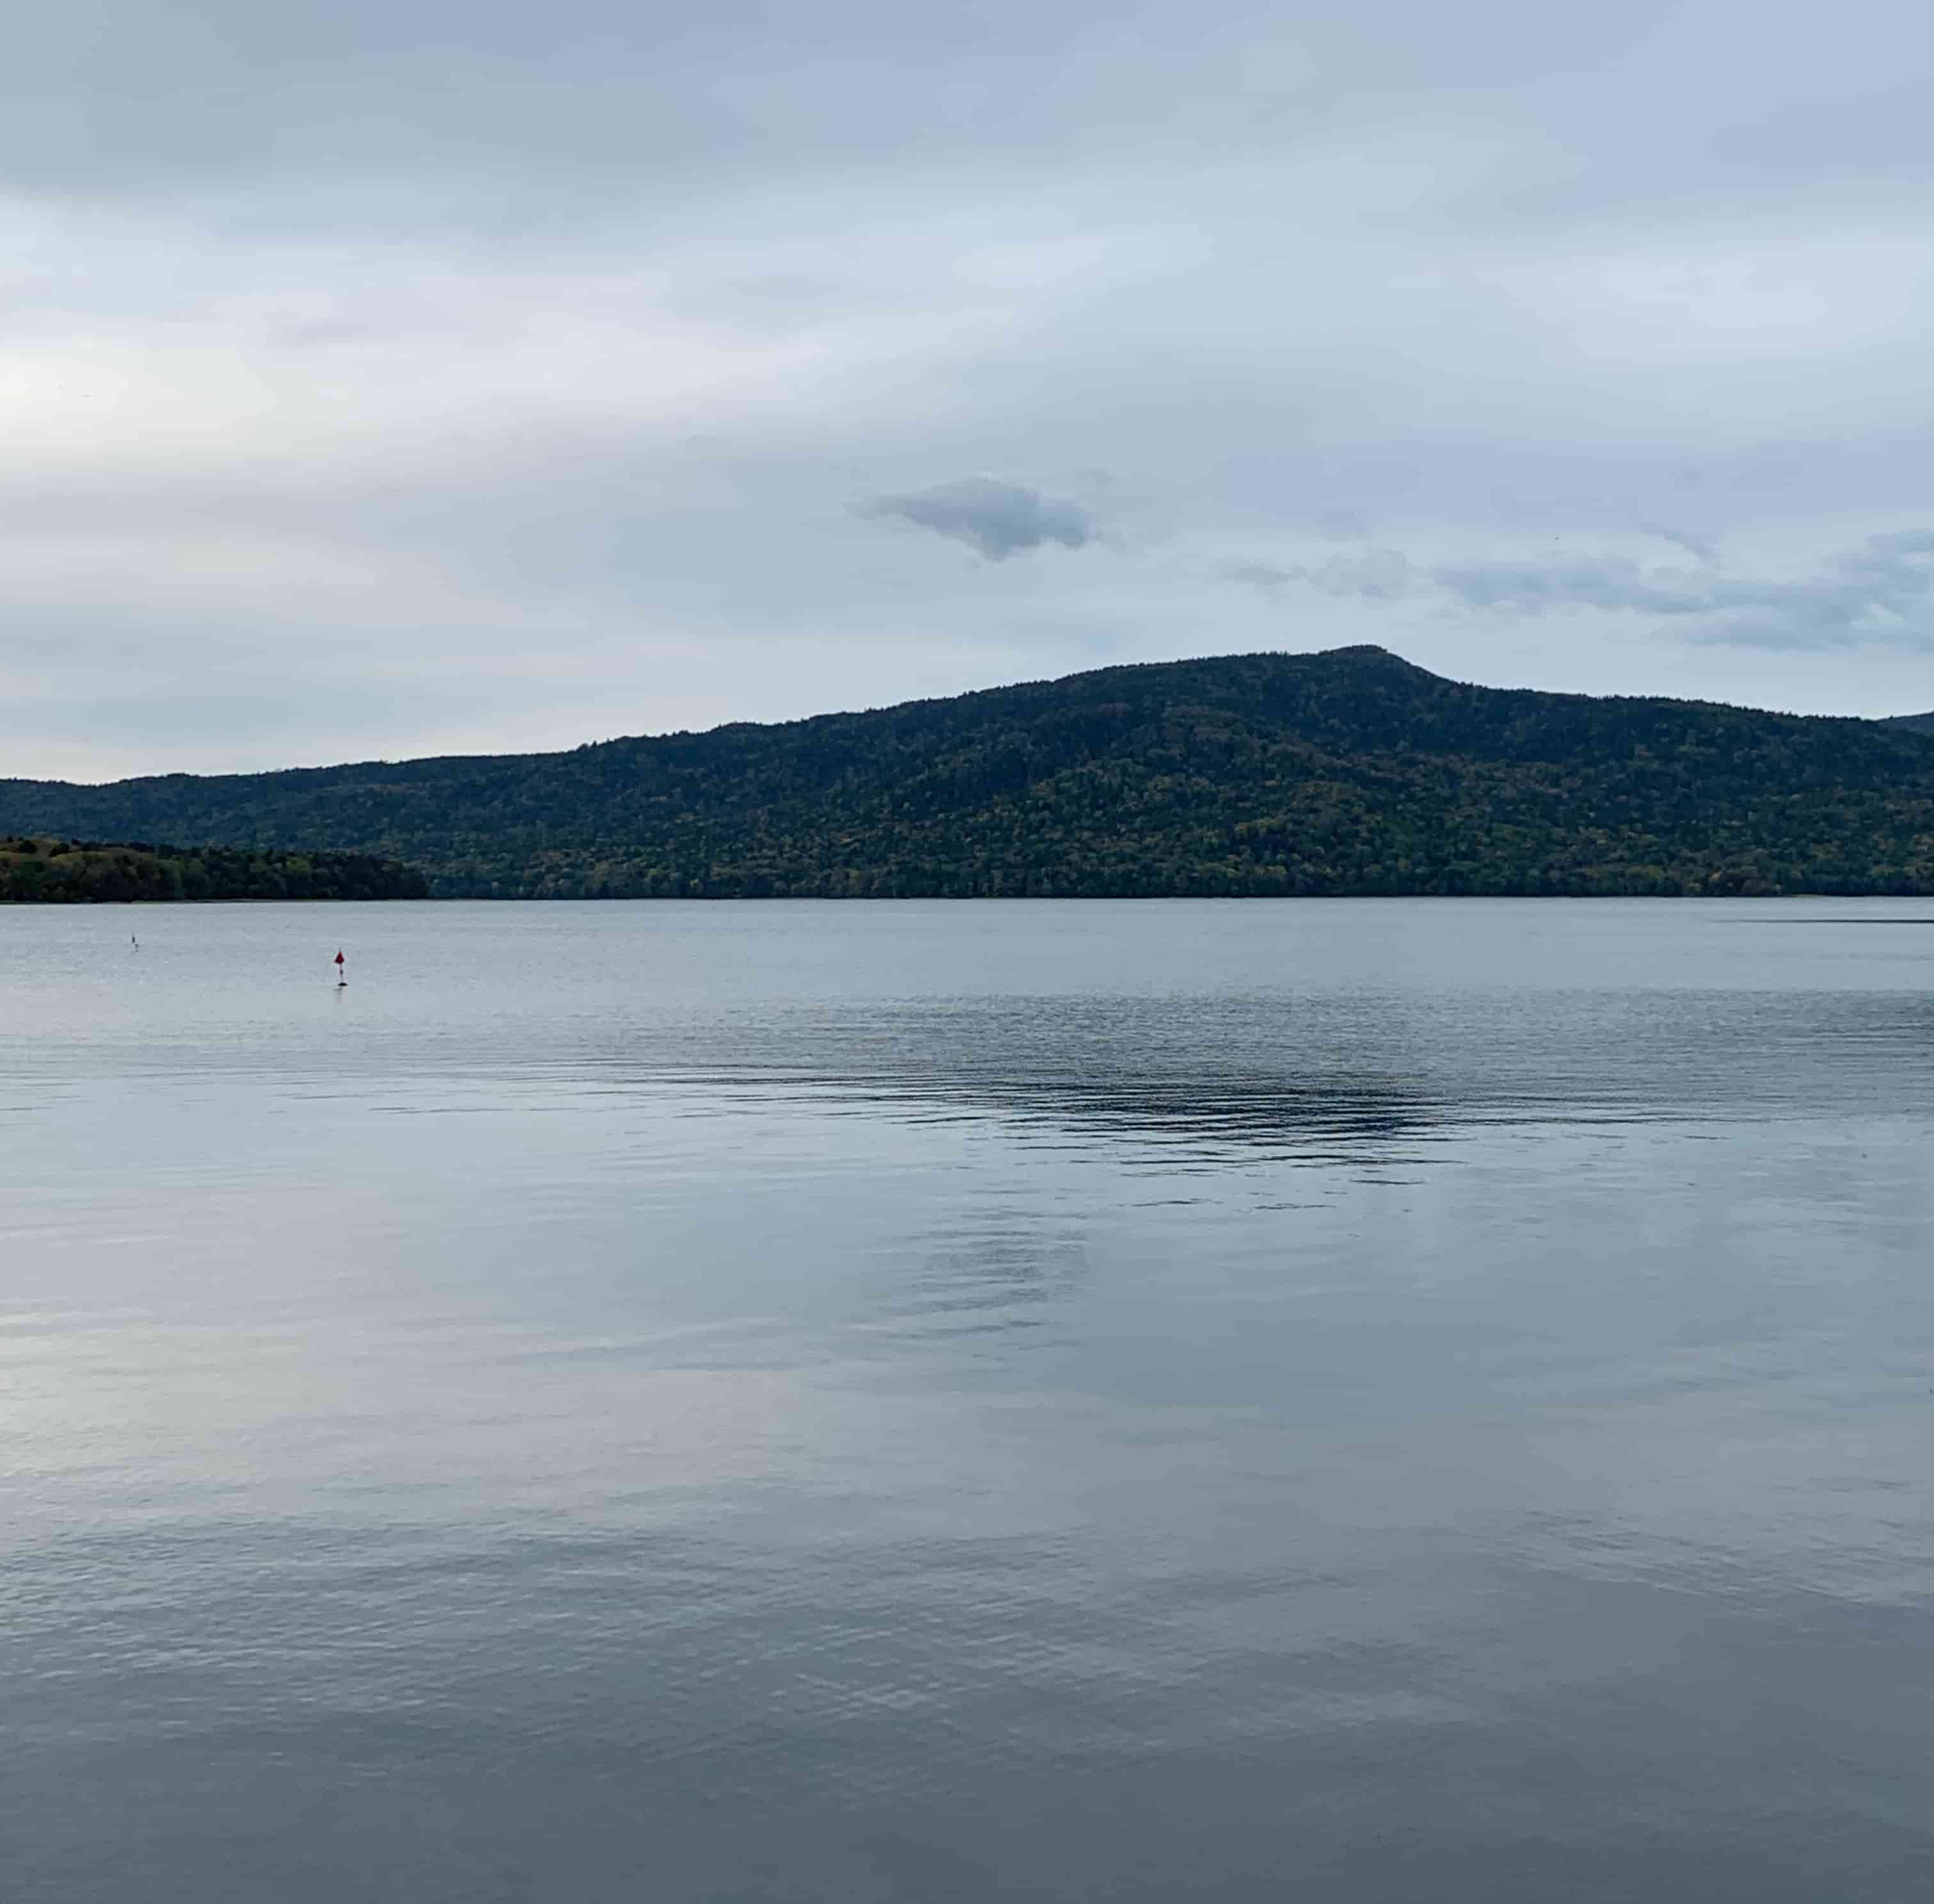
left=0, top=838, right=426, bottom=904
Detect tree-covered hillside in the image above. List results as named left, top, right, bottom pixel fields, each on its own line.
left=6, top=646, right=1934, bottom=897
left=0, top=838, right=428, bottom=903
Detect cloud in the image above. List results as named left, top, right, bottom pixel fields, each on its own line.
left=1235, top=528, right=1934, bottom=653
left=1435, top=531, right=1934, bottom=649
left=1295, top=549, right=1419, bottom=602
left=1221, top=559, right=1297, bottom=591
left=11, top=1, right=1934, bottom=773
left=1637, top=521, right=1720, bottom=565
left=863, top=477, right=1097, bottom=561
left=1227, top=548, right=1420, bottom=601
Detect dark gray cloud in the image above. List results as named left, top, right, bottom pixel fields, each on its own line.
left=865, top=479, right=1096, bottom=561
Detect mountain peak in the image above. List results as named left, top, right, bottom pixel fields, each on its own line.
left=6, top=651, right=1934, bottom=897
left=1313, top=643, right=1439, bottom=676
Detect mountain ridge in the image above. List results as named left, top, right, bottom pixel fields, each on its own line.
left=19, top=644, right=1898, bottom=787
left=6, top=645, right=1934, bottom=898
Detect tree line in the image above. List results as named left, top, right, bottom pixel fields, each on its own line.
left=0, top=838, right=428, bottom=902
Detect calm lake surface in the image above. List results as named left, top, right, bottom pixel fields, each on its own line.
left=4, top=897, right=1933, bottom=1901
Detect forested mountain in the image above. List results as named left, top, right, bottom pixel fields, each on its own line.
left=6, top=646, right=1934, bottom=897
left=0, top=838, right=428, bottom=903
left=1887, top=711, right=1934, bottom=734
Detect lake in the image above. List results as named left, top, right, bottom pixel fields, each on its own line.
left=4, top=897, right=1933, bottom=1901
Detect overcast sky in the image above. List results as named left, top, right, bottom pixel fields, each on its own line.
left=6, top=1, right=1934, bottom=780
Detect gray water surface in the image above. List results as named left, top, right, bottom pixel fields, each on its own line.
left=4, top=899, right=1933, bottom=1901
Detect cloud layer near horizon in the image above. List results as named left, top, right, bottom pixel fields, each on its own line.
left=5, top=1, right=1934, bottom=780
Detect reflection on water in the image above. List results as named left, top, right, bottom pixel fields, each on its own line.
left=4, top=900, right=1934, bottom=1903
left=629, top=986, right=1934, bottom=1165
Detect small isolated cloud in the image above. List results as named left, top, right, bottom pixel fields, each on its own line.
left=863, top=477, right=1096, bottom=561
